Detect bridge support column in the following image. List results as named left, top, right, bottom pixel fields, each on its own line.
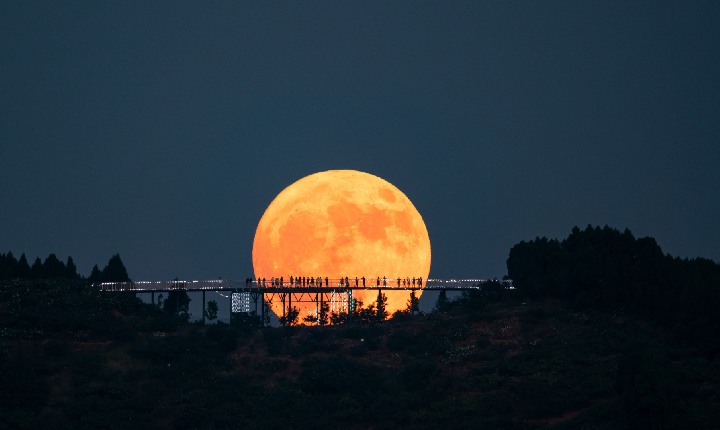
left=260, top=293, right=265, bottom=328
left=347, top=289, right=352, bottom=324
left=410, top=289, right=416, bottom=316
left=202, top=290, right=205, bottom=325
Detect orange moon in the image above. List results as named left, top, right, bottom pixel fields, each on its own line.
left=252, top=170, right=431, bottom=320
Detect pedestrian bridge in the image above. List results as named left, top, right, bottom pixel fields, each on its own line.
left=98, top=278, right=513, bottom=325
left=97, top=277, right=512, bottom=292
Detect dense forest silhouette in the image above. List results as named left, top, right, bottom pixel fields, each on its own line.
left=0, top=252, right=130, bottom=284
left=507, top=224, right=720, bottom=355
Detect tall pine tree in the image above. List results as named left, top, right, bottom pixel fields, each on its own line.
left=31, top=257, right=43, bottom=279
left=65, top=256, right=79, bottom=279
left=17, top=254, right=31, bottom=279
left=376, top=291, right=388, bottom=322
left=88, top=264, right=102, bottom=284
left=43, top=254, right=66, bottom=279
left=101, top=254, right=131, bottom=282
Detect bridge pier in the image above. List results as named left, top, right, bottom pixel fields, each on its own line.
left=347, top=289, right=352, bottom=323
left=315, top=293, right=319, bottom=325
left=410, top=289, right=415, bottom=316
left=260, top=293, right=265, bottom=327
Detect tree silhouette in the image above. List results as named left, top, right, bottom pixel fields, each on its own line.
left=162, top=291, right=190, bottom=320
left=279, top=306, right=300, bottom=326
left=375, top=291, right=388, bottom=322
left=101, top=254, right=130, bottom=282
left=0, top=253, right=11, bottom=280
left=31, top=257, right=43, bottom=279
left=329, top=310, right=349, bottom=325
left=507, top=224, right=720, bottom=355
left=205, top=300, right=219, bottom=322
left=303, top=312, right=318, bottom=325
left=43, top=254, right=66, bottom=279
left=1, top=251, right=78, bottom=280
left=0, top=252, right=19, bottom=280
left=318, top=302, right=330, bottom=326
left=16, top=254, right=31, bottom=279
left=406, top=290, right=419, bottom=314
left=65, top=256, right=79, bottom=279
left=88, top=264, right=102, bottom=285
left=434, top=289, right=450, bottom=313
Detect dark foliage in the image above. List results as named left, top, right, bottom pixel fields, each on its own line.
left=88, top=254, right=131, bottom=284
left=205, top=300, right=219, bottom=321
left=279, top=305, right=300, bottom=326
left=3, top=226, right=720, bottom=428
left=507, top=224, right=720, bottom=355
left=0, top=252, right=81, bottom=281
left=1, top=277, right=719, bottom=429
left=1, top=251, right=130, bottom=285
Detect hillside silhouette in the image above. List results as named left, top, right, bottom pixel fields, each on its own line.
left=1, top=226, right=719, bottom=429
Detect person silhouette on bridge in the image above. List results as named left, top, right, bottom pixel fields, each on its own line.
left=383, top=277, right=387, bottom=287
left=325, top=277, right=328, bottom=287
left=362, top=276, right=366, bottom=287
left=355, top=277, right=359, bottom=287
left=418, top=277, right=423, bottom=287
left=345, top=277, right=349, bottom=286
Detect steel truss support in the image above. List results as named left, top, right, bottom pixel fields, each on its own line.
left=250, top=291, right=262, bottom=323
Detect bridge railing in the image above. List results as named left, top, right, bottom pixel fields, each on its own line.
left=98, top=278, right=512, bottom=292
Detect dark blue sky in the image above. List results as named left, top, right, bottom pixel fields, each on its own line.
left=1, top=2, right=718, bottom=280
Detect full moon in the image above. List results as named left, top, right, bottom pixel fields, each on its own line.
left=252, top=170, right=431, bottom=320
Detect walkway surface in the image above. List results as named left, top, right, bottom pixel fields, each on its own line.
left=98, top=278, right=512, bottom=292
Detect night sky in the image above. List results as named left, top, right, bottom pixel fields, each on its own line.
left=2, top=2, right=719, bottom=282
